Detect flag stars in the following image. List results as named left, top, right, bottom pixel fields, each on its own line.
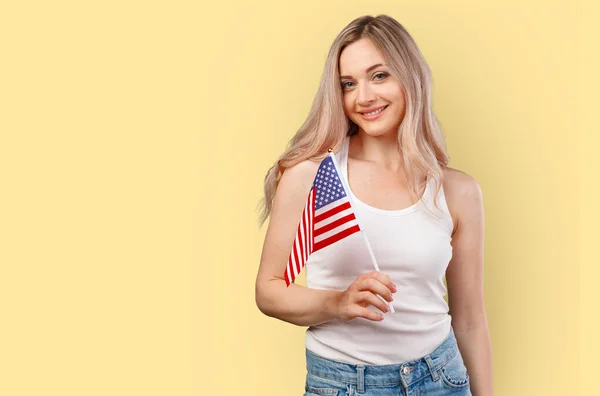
left=314, top=158, right=348, bottom=209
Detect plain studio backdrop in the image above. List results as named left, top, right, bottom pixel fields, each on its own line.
left=0, top=1, right=596, bottom=395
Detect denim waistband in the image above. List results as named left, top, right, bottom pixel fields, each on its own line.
left=305, top=327, right=458, bottom=390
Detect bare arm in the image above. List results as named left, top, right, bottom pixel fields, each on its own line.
left=255, top=160, right=395, bottom=327
left=444, top=169, right=493, bottom=396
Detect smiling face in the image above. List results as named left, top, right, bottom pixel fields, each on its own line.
left=339, top=38, right=406, bottom=139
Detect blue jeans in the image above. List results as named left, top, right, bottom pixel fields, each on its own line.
left=304, top=327, right=471, bottom=395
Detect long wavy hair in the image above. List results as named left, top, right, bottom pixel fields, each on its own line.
left=257, top=14, right=450, bottom=227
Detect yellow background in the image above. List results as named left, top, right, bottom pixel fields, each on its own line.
left=0, top=1, right=594, bottom=395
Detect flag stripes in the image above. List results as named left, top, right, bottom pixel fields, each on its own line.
left=283, top=154, right=361, bottom=286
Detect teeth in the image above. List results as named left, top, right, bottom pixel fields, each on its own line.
left=364, top=106, right=385, bottom=116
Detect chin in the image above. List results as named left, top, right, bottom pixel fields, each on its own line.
left=356, top=124, right=398, bottom=139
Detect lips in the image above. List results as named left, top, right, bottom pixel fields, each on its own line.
left=358, top=105, right=389, bottom=120
left=359, top=105, right=388, bottom=116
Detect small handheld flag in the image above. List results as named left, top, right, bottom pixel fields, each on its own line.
left=283, top=147, right=396, bottom=313
left=284, top=150, right=360, bottom=287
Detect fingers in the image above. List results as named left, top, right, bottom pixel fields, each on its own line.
left=357, top=291, right=390, bottom=314
left=350, top=305, right=384, bottom=322
left=358, top=276, right=394, bottom=303
left=338, top=271, right=397, bottom=322
left=370, top=271, right=397, bottom=294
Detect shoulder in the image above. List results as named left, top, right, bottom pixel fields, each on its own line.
left=278, top=159, right=321, bottom=194
left=270, top=159, right=321, bottom=218
left=256, top=158, right=323, bottom=287
left=441, top=167, right=484, bottom=235
left=441, top=167, right=482, bottom=195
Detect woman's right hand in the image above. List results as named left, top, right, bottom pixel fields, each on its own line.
left=332, top=271, right=397, bottom=322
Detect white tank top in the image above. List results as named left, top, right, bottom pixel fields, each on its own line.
left=304, top=135, right=455, bottom=365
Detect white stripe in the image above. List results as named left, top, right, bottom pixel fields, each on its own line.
left=287, top=257, right=295, bottom=283
left=315, top=205, right=354, bottom=229
left=303, top=188, right=312, bottom=260
left=314, top=196, right=351, bottom=217
left=299, top=208, right=307, bottom=263
left=293, top=236, right=302, bottom=278
left=290, top=239, right=298, bottom=279
left=314, top=219, right=359, bottom=243
left=305, top=192, right=311, bottom=258
left=309, top=191, right=314, bottom=253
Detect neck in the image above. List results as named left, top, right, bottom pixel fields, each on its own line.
left=350, top=131, right=403, bottom=171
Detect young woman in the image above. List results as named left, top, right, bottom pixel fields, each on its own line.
left=255, top=15, right=493, bottom=396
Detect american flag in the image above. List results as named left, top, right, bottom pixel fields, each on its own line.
left=284, top=153, right=361, bottom=286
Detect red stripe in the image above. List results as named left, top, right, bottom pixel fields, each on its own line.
left=314, top=213, right=356, bottom=237
left=303, top=204, right=308, bottom=262
left=284, top=187, right=316, bottom=287
left=314, top=201, right=351, bottom=223
left=298, top=225, right=305, bottom=266
left=285, top=258, right=292, bottom=286
left=311, top=188, right=315, bottom=252
left=309, top=189, right=314, bottom=247
left=314, top=225, right=360, bottom=251
left=293, top=234, right=301, bottom=275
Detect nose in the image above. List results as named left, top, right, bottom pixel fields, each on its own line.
left=357, top=82, right=376, bottom=106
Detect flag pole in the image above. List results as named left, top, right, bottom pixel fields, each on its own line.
left=328, top=148, right=395, bottom=314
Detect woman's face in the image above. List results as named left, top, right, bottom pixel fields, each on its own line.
left=339, top=38, right=406, bottom=139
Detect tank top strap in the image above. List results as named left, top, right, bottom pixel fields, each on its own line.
left=335, top=135, right=351, bottom=180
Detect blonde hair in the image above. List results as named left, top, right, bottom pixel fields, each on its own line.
left=257, top=14, right=450, bottom=227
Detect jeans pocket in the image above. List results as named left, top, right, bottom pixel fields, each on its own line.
left=439, top=349, right=470, bottom=389
left=304, top=387, right=339, bottom=396
left=304, top=373, right=346, bottom=396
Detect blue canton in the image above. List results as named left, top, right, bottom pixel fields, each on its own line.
left=313, top=157, right=346, bottom=210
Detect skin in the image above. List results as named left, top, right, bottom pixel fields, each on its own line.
left=255, top=37, right=493, bottom=395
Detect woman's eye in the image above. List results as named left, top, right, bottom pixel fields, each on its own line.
left=374, top=72, right=389, bottom=80
left=341, top=74, right=386, bottom=89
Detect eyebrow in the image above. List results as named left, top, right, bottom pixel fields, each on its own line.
left=339, top=63, right=386, bottom=80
